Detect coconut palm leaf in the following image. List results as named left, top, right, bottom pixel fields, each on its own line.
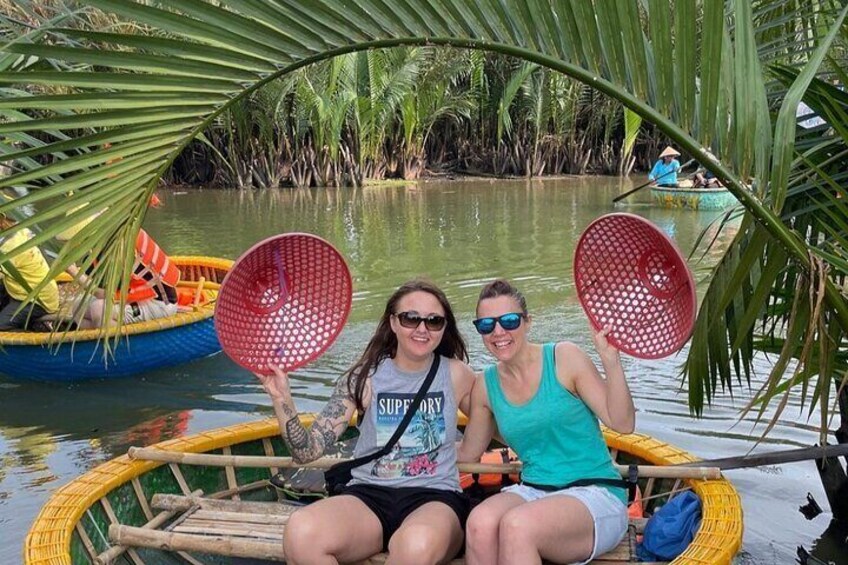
left=495, top=61, right=536, bottom=143
left=686, top=18, right=848, bottom=435
left=399, top=48, right=475, bottom=170
left=1, top=0, right=848, bottom=434
left=621, top=108, right=642, bottom=165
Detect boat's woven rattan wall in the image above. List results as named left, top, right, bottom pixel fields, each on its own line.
left=26, top=419, right=743, bottom=564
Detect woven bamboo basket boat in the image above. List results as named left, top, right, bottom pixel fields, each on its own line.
left=0, top=256, right=233, bottom=382
left=650, top=184, right=737, bottom=210
left=25, top=416, right=743, bottom=564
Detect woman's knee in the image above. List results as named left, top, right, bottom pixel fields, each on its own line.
left=88, top=300, right=106, bottom=326
left=498, top=508, right=533, bottom=545
left=283, top=510, right=324, bottom=561
left=466, top=505, right=502, bottom=547
left=388, top=524, right=451, bottom=565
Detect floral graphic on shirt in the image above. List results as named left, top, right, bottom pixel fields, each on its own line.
left=371, top=391, right=446, bottom=479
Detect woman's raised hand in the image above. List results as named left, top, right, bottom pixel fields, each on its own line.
left=592, top=325, right=621, bottom=367
left=254, top=365, right=292, bottom=401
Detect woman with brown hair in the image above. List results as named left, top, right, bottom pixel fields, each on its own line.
left=255, top=279, right=476, bottom=565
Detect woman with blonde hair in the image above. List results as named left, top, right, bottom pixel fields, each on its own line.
left=459, top=279, right=635, bottom=565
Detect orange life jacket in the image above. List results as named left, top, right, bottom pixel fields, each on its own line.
left=135, top=229, right=180, bottom=288
left=460, top=448, right=520, bottom=490
left=123, top=276, right=157, bottom=303
left=114, top=230, right=180, bottom=303
left=628, top=485, right=644, bottom=519
left=176, top=286, right=208, bottom=306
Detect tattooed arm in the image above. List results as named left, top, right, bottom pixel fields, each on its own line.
left=256, top=366, right=359, bottom=464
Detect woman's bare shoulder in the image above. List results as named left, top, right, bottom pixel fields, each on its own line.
left=448, top=357, right=476, bottom=382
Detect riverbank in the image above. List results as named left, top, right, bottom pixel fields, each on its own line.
left=161, top=171, right=595, bottom=191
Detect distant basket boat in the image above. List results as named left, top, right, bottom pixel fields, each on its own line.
left=25, top=417, right=743, bottom=564
left=0, top=256, right=232, bottom=382
left=651, top=183, right=737, bottom=210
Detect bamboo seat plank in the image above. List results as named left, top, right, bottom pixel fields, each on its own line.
left=177, top=517, right=286, bottom=534
left=109, top=525, right=285, bottom=561
left=175, top=522, right=281, bottom=536
left=178, top=517, right=286, bottom=533
left=173, top=525, right=283, bottom=541
left=151, top=493, right=299, bottom=516
left=173, top=525, right=284, bottom=541
left=190, top=509, right=289, bottom=525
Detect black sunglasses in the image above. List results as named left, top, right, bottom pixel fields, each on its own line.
left=472, top=312, right=524, bottom=335
left=394, top=311, right=447, bottom=331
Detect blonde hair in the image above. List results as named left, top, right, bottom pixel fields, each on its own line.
left=477, top=279, right=528, bottom=316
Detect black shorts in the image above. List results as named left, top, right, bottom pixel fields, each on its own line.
left=338, top=483, right=470, bottom=550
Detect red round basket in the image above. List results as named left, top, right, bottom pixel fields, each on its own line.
left=573, top=213, right=696, bottom=359
left=215, top=233, right=353, bottom=374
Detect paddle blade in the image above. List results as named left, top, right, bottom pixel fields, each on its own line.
left=215, top=233, right=353, bottom=374
left=574, top=213, right=696, bottom=359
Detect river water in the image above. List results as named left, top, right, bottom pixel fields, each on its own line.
left=1, top=177, right=845, bottom=564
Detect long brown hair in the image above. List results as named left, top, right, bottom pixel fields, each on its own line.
left=345, top=279, right=468, bottom=412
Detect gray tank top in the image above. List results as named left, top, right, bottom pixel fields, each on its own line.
left=349, top=355, right=460, bottom=491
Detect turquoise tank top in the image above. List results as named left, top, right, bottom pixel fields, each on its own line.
left=484, top=343, right=625, bottom=502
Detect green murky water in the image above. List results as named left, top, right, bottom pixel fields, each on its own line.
left=1, top=177, right=843, bottom=564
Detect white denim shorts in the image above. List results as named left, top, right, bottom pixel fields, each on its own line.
left=502, top=483, right=628, bottom=564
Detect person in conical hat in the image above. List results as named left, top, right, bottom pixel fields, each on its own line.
left=648, top=146, right=682, bottom=187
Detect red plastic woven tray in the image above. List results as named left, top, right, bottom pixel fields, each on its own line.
left=573, top=213, right=696, bottom=359
left=215, top=233, right=353, bottom=374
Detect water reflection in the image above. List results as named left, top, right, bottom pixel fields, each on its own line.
left=809, top=519, right=848, bottom=564
left=1, top=178, right=843, bottom=564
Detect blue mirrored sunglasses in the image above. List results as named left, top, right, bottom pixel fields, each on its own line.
left=472, top=313, right=524, bottom=335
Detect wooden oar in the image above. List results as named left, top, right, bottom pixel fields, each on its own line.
left=131, top=442, right=848, bottom=478
left=613, top=158, right=695, bottom=203
left=675, top=443, right=848, bottom=470
left=128, top=446, right=720, bottom=480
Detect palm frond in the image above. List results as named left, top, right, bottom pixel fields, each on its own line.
left=1, top=0, right=847, bottom=437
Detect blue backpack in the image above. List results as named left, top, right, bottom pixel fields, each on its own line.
left=637, top=491, right=702, bottom=561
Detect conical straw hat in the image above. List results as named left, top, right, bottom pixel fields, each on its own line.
left=659, top=146, right=681, bottom=158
